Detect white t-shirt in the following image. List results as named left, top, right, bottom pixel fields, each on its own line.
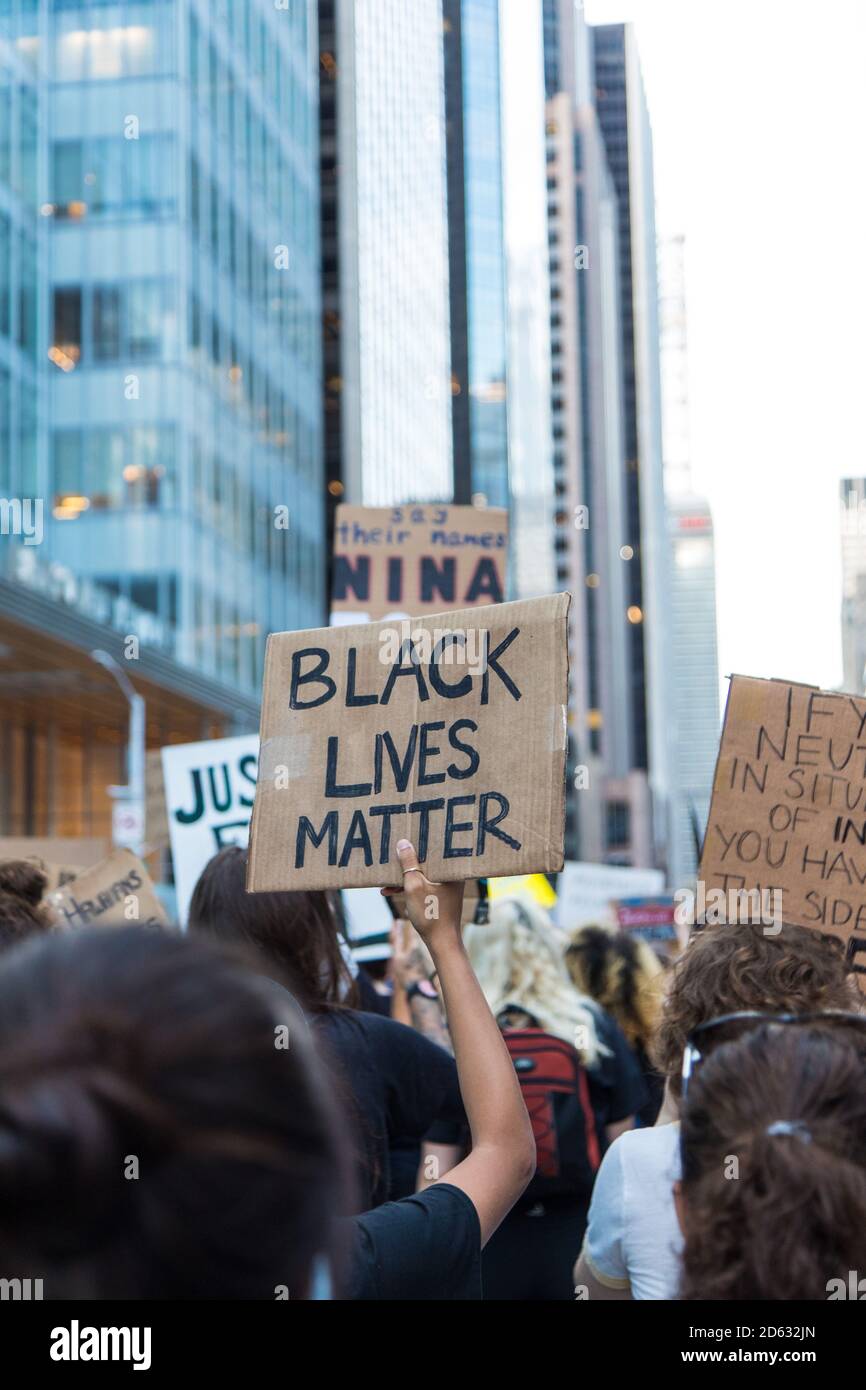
left=581, top=1122, right=683, bottom=1300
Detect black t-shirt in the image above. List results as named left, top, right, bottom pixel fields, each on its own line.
left=345, top=1183, right=481, bottom=1300
left=587, top=1009, right=648, bottom=1150
left=313, top=1009, right=466, bottom=1211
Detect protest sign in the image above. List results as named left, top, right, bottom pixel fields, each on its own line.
left=331, top=503, right=509, bottom=623
left=145, top=750, right=170, bottom=852
left=554, top=861, right=665, bottom=929
left=614, top=895, right=682, bottom=953
left=46, top=848, right=169, bottom=929
left=247, top=593, right=570, bottom=892
left=0, top=837, right=106, bottom=897
left=342, top=887, right=395, bottom=962
left=699, top=675, right=866, bottom=976
left=161, top=734, right=259, bottom=925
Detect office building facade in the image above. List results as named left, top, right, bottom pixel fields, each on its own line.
left=0, top=0, right=324, bottom=842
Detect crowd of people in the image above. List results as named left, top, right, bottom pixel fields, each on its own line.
left=0, top=845, right=864, bottom=1300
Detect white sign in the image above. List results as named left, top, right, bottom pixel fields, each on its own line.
left=554, top=861, right=665, bottom=929
left=341, top=887, right=394, bottom=963
left=111, top=800, right=145, bottom=851
left=161, top=735, right=259, bottom=925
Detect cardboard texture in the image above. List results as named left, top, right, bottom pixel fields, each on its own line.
left=0, top=838, right=106, bottom=898
left=46, top=848, right=169, bottom=930
left=145, top=750, right=171, bottom=852
left=700, top=674, right=866, bottom=975
left=331, top=503, right=508, bottom=622
left=161, top=735, right=259, bottom=925
left=247, top=593, right=570, bottom=892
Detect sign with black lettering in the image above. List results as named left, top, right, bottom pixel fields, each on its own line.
left=700, top=674, right=866, bottom=978
left=331, top=503, right=508, bottom=622
left=46, top=849, right=168, bottom=929
left=247, top=594, right=570, bottom=891
left=161, top=735, right=259, bottom=924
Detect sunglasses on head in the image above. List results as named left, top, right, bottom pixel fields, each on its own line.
left=681, top=1010, right=866, bottom=1099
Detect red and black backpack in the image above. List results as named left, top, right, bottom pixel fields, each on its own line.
left=503, top=1027, right=601, bottom=1199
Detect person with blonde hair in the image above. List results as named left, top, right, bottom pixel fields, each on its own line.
left=464, top=895, right=646, bottom=1300
left=565, top=925, right=665, bottom=1125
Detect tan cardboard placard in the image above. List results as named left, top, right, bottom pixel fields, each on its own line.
left=0, top=837, right=105, bottom=870
left=145, top=750, right=171, bottom=852
left=332, top=503, right=508, bottom=621
left=700, top=675, right=866, bottom=977
left=46, top=848, right=169, bottom=930
left=247, top=593, right=570, bottom=892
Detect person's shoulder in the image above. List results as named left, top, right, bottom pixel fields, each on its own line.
left=347, top=1184, right=481, bottom=1300
left=613, top=1121, right=681, bottom=1174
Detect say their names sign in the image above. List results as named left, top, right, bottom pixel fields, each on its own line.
left=700, top=675, right=866, bottom=973
left=331, top=504, right=508, bottom=622
left=247, top=593, right=570, bottom=892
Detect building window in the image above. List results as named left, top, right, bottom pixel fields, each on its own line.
left=606, top=801, right=631, bottom=851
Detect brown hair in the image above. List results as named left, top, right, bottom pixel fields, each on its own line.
left=652, top=922, right=861, bottom=1099
left=0, top=926, right=350, bottom=1298
left=0, top=861, right=52, bottom=950
left=679, top=1023, right=866, bottom=1300
left=565, top=925, right=663, bottom=1050
left=187, top=846, right=356, bottom=1011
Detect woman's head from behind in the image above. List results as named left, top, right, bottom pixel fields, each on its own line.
left=465, top=894, right=606, bottom=1065
left=653, top=921, right=860, bottom=1101
left=188, top=846, right=354, bottom=1010
left=677, top=1022, right=866, bottom=1299
left=0, top=927, right=348, bottom=1298
left=0, top=860, right=52, bottom=951
left=565, top=924, right=663, bottom=1051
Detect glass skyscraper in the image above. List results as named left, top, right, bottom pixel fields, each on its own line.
left=0, top=1, right=324, bottom=841
left=444, top=0, right=508, bottom=510
left=46, top=0, right=324, bottom=697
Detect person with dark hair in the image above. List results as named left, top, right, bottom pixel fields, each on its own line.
left=574, top=921, right=862, bottom=1300
left=0, top=925, right=349, bottom=1299
left=188, top=846, right=466, bottom=1211
left=565, top=925, right=665, bottom=1126
left=0, top=861, right=53, bottom=949
left=0, top=841, right=535, bottom=1300
left=676, top=1019, right=866, bottom=1299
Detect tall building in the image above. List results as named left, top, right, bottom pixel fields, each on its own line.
left=0, top=1, right=323, bottom=842
left=443, top=0, right=509, bottom=512
left=541, top=2, right=655, bottom=865
left=323, top=0, right=453, bottom=515
left=658, top=234, right=720, bottom=888
left=840, top=477, right=866, bottom=695
left=592, top=21, right=673, bottom=870
left=498, top=0, right=557, bottom=598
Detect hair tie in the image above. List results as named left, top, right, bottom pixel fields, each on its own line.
left=765, top=1120, right=811, bottom=1144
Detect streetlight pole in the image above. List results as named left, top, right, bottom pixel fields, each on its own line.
left=91, top=649, right=146, bottom=856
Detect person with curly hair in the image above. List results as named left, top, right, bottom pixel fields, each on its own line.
left=565, top=925, right=665, bottom=1125
left=676, top=1021, right=866, bottom=1299
left=573, top=921, right=862, bottom=1300
left=0, top=861, right=54, bottom=950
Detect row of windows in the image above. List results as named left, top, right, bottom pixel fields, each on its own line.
left=188, top=151, right=315, bottom=364
left=189, top=8, right=314, bottom=235
left=51, top=135, right=176, bottom=221
left=0, top=212, right=38, bottom=360
left=53, top=4, right=174, bottom=82
left=190, top=436, right=295, bottom=572
left=0, top=73, right=38, bottom=208
left=52, top=280, right=177, bottom=366
left=53, top=425, right=175, bottom=513
left=0, top=362, right=37, bottom=499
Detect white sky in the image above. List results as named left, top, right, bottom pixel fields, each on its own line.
left=584, top=0, right=866, bottom=693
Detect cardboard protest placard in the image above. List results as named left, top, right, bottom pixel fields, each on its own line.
left=700, top=675, right=866, bottom=976
left=331, top=503, right=508, bottom=623
left=554, top=861, right=665, bottom=929
left=145, top=750, right=170, bottom=853
left=46, top=848, right=169, bottom=929
left=161, top=734, right=259, bottom=925
left=247, top=593, right=570, bottom=892
left=0, top=838, right=106, bottom=899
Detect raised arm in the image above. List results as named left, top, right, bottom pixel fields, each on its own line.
left=383, top=840, right=535, bottom=1244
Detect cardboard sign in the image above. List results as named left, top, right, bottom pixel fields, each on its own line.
left=700, top=675, right=866, bottom=974
left=145, top=750, right=170, bottom=852
left=0, top=838, right=106, bottom=899
left=554, top=861, right=665, bottom=928
left=247, top=593, right=570, bottom=892
left=161, top=735, right=259, bottom=925
left=46, top=849, right=169, bottom=929
left=331, top=504, right=509, bottom=623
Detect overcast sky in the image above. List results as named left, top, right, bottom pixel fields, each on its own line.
left=584, top=0, right=866, bottom=695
